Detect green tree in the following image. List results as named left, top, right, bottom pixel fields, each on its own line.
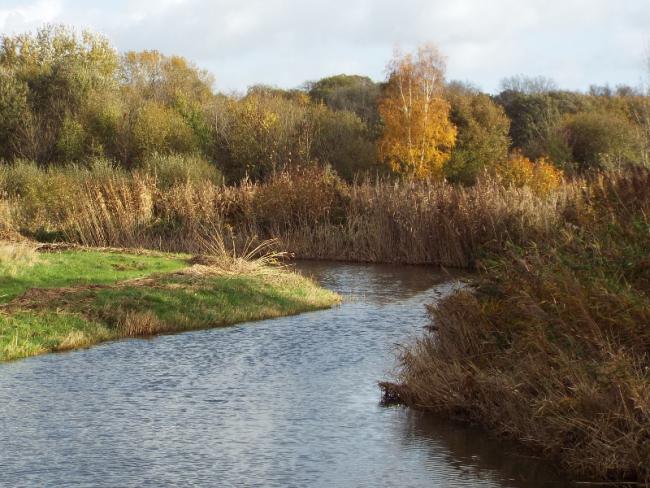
left=312, top=107, right=377, bottom=181
left=0, top=25, right=119, bottom=163
left=563, top=111, right=639, bottom=170
left=0, top=69, right=28, bottom=159
left=307, top=74, right=380, bottom=130
left=443, top=83, right=510, bottom=184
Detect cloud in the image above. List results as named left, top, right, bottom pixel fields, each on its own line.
left=0, top=0, right=63, bottom=32
left=1, top=0, right=648, bottom=92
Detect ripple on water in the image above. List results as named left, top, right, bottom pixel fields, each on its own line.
left=0, top=262, right=570, bottom=488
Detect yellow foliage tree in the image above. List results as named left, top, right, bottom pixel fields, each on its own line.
left=378, top=44, right=457, bottom=179
left=497, top=151, right=563, bottom=195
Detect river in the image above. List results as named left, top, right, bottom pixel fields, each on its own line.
left=0, top=262, right=571, bottom=487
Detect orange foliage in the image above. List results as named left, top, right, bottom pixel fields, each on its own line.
left=497, top=151, right=563, bottom=195
left=378, top=44, right=457, bottom=179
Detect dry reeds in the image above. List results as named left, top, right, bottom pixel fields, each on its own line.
left=116, top=310, right=168, bottom=337
left=0, top=162, right=575, bottom=268
left=0, top=241, right=38, bottom=276
left=384, top=168, right=650, bottom=483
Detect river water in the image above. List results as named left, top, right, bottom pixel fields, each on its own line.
left=0, top=262, right=571, bottom=487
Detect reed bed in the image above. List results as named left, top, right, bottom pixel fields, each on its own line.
left=0, top=162, right=574, bottom=267
left=382, top=168, right=650, bottom=483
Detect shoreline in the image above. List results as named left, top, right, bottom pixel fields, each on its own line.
left=0, top=243, right=341, bottom=362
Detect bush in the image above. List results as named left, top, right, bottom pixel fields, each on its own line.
left=312, top=108, right=377, bottom=181
left=496, top=152, right=563, bottom=195
left=131, top=101, right=199, bottom=160
left=252, top=166, right=349, bottom=230
left=444, top=85, right=511, bottom=185
left=138, top=153, right=222, bottom=188
left=563, top=111, right=639, bottom=171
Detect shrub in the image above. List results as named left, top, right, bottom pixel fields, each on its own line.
left=563, top=111, right=640, bottom=171
left=138, top=153, right=222, bottom=188
left=311, top=108, right=377, bottom=181
left=444, top=84, right=511, bottom=185
left=496, top=152, right=563, bottom=195
left=131, top=100, right=199, bottom=160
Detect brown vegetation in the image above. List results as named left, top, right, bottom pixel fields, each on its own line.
left=0, top=162, right=573, bottom=268
left=382, top=168, right=650, bottom=483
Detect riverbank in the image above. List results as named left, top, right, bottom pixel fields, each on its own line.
left=382, top=168, right=650, bottom=484
left=0, top=243, right=340, bottom=361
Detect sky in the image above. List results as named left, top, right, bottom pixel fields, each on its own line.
left=0, top=0, right=648, bottom=93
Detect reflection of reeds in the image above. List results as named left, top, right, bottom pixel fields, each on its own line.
left=384, top=168, right=650, bottom=483
left=0, top=163, right=575, bottom=267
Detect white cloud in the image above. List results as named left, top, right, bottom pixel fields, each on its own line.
left=1, top=0, right=648, bottom=92
left=0, top=0, right=63, bottom=32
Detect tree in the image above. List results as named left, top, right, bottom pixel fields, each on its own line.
left=119, top=50, right=213, bottom=105
left=443, top=82, right=510, bottom=185
left=213, top=91, right=316, bottom=182
left=0, top=25, right=119, bottom=163
left=378, top=45, right=456, bottom=179
left=307, top=74, right=380, bottom=131
left=494, top=90, right=574, bottom=164
left=311, top=107, right=377, bottom=181
left=0, top=69, right=28, bottom=159
left=563, top=111, right=639, bottom=170
left=500, top=75, right=557, bottom=95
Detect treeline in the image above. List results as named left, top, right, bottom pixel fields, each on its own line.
left=1, top=26, right=648, bottom=184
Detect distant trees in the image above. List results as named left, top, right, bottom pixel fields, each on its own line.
left=378, top=45, right=457, bottom=179
left=494, top=77, right=646, bottom=172
left=213, top=86, right=377, bottom=183
left=213, top=89, right=315, bottom=182
left=494, top=89, right=573, bottom=164
left=562, top=111, right=638, bottom=170
left=0, top=26, right=648, bottom=187
left=443, top=83, right=510, bottom=185
left=0, top=25, right=118, bottom=163
left=307, top=74, right=381, bottom=131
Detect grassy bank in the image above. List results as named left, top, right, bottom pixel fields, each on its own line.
left=382, top=168, right=650, bottom=483
left=0, top=243, right=339, bottom=361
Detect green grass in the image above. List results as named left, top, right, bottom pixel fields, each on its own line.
left=81, top=272, right=338, bottom=331
left=0, top=247, right=339, bottom=361
left=0, top=249, right=188, bottom=304
left=0, top=312, right=112, bottom=359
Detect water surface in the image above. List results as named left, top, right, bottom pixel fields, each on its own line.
left=0, top=262, right=571, bottom=487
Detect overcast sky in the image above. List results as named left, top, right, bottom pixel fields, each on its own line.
left=1, top=0, right=648, bottom=93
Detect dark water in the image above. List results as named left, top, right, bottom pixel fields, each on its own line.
left=0, top=262, right=571, bottom=487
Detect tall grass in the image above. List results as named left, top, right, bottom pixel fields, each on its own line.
left=0, top=161, right=574, bottom=267
left=0, top=241, right=38, bottom=277
left=382, top=168, right=650, bottom=483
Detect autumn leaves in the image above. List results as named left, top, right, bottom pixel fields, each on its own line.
left=378, top=45, right=457, bottom=179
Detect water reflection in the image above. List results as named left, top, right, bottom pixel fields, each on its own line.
left=291, top=260, right=463, bottom=304
left=396, top=409, right=572, bottom=488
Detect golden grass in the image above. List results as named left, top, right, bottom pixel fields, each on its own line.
left=0, top=241, right=39, bottom=277
left=0, top=163, right=575, bottom=267
left=116, top=310, right=168, bottom=337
